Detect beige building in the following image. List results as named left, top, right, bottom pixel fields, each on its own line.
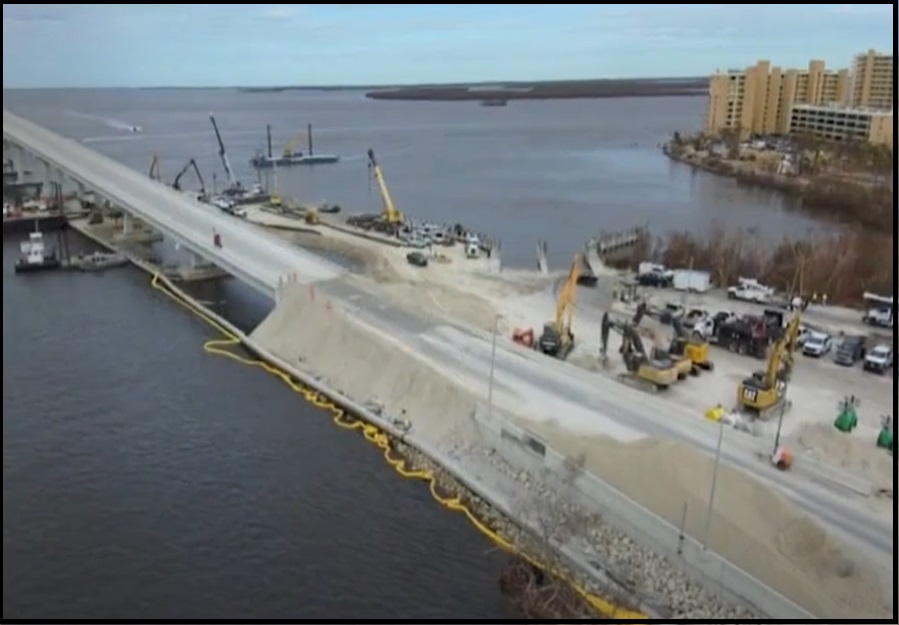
left=848, top=49, right=893, bottom=110
left=706, top=59, right=849, bottom=137
left=790, top=104, right=893, bottom=148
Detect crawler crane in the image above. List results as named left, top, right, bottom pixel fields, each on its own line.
left=536, top=254, right=582, bottom=359
left=737, top=312, right=801, bottom=419
left=600, top=312, right=679, bottom=392
left=633, top=302, right=713, bottom=375
left=366, top=149, right=404, bottom=228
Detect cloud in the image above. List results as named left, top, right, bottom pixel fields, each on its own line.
left=259, top=5, right=297, bottom=21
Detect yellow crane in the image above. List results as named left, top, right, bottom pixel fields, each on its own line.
left=536, top=254, right=582, bottom=359
left=148, top=155, right=162, bottom=181
left=366, top=149, right=404, bottom=224
left=737, top=312, right=801, bottom=418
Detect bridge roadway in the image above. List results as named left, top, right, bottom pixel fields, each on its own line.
left=2, top=110, right=343, bottom=294
left=6, top=110, right=892, bottom=580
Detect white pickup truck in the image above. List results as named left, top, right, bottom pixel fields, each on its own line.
left=863, top=344, right=893, bottom=374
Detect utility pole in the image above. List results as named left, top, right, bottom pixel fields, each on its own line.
left=487, top=314, right=501, bottom=420
left=702, top=418, right=725, bottom=550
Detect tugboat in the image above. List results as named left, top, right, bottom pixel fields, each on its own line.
left=15, top=231, right=61, bottom=274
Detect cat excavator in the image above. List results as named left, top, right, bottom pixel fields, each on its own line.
left=737, top=311, right=801, bottom=419
left=633, top=302, right=713, bottom=375
left=536, top=253, right=581, bottom=359
left=600, top=312, right=679, bottom=392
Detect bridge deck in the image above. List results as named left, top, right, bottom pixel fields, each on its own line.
left=3, top=110, right=343, bottom=296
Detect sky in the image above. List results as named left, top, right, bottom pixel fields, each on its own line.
left=2, top=4, right=894, bottom=88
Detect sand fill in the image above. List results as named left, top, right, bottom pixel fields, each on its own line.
left=522, top=423, right=890, bottom=619
left=794, top=423, right=894, bottom=488
left=251, top=281, right=479, bottom=441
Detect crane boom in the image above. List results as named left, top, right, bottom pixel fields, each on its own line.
left=209, top=113, right=237, bottom=188
left=366, top=149, right=403, bottom=223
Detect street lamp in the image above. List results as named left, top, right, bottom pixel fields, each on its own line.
left=487, top=313, right=501, bottom=419
left=702, top=417, right=725, bottom=550
left=772, top=381, right=790, bottom=456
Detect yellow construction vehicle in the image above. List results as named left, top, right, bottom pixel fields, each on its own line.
left=304, top=208, right=319, bottom=224
left=366, top=148, right=404, bottom=225
left=737, top=312, right=800, bottom=419
left=601, top=312, right=679, bottom=392
left=269, top=194, right=283, bottom=208
left=148, top=155, right=162, bottom=181
left=536, top=254, right=581, bottom=359
left=633, top=302, right=712, bottom=376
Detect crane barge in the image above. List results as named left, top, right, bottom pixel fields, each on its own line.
left=250, top=124, right=339, bottom=168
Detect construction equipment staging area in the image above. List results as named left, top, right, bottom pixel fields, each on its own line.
left=3, top=110, right=894, bottom=620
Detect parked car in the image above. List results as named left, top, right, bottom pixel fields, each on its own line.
left=863, top=344, right=893, bottom=373
left=405, top=251, right=428, bottom=267
left=801, top=332, right=832, bottom=357
left=834, top=335, right=867, bottom=366
left=682, top=309, right=714, bottom=338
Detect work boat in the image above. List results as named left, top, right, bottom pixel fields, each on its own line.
left=15, top=231, right=61, bottom=274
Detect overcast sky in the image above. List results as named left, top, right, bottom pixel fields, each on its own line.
left=2, top=4, right=894, bottom=88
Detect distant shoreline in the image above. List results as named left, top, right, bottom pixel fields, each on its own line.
left=365, top=78, right=707, bottom=101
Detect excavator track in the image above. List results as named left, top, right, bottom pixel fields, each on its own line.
left=616, top=373, right=661, bottom=394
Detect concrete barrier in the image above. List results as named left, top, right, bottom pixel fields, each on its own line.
left=472, top=403, right=816, bottom=620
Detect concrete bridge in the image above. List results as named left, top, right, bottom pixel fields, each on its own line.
left=4, top=109, right=892, bottom=608
left=3, top=110, right=343, bottom=297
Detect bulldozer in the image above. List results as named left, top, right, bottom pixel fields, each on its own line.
left=536, top=253, right=581, bottom=360
left=600, top=312, right=679, bottom=393
left=736, top=312, right=800, bottom=419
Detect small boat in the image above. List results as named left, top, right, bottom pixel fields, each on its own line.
left=72, top=251, right=128, bottom=272
left=480, top=99, right=508, bottom=107
left=15, top=231, right=61, bottom=274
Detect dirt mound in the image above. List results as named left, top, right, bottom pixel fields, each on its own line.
left=251, top=281, right=478, bottom=440
left=794, top=422, right=893, bottom=488
left=521, top=425, right=890, bottom=619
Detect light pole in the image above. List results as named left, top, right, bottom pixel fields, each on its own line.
left=487, top=314, right=501, bottom=419
left=772, top=382, right=789, bottom=456
left=702, top=417, right=725, bottom=550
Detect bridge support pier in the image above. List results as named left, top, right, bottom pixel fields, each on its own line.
left=9, top=144, right=25, bottom=172
left=122, top=212, right=134, bottom=236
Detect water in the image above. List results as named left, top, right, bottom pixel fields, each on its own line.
left=3, top=89, right=827, bottom=618
left=2, top=241, right=510, bottom=619
left=4, top=88, right=823, bottom=268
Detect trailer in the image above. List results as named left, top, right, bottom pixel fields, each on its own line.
left=672, top=269, right=711, bottom=293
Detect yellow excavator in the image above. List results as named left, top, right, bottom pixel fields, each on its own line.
left=367, top=148, right=404, bottom=226
left=633, top=302, right=713, bottom=375
left=536, top=254, right=581, bottom=359
left=601, top=312, right=679, bottom=392
left=737, top=312, right=801, bottom=419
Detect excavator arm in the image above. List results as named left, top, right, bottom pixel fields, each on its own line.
left=366, top=149, right=403, bottom=224
left=555, top=254, right=582, bottom=333
left=171, top=159, right=206, bottom=195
